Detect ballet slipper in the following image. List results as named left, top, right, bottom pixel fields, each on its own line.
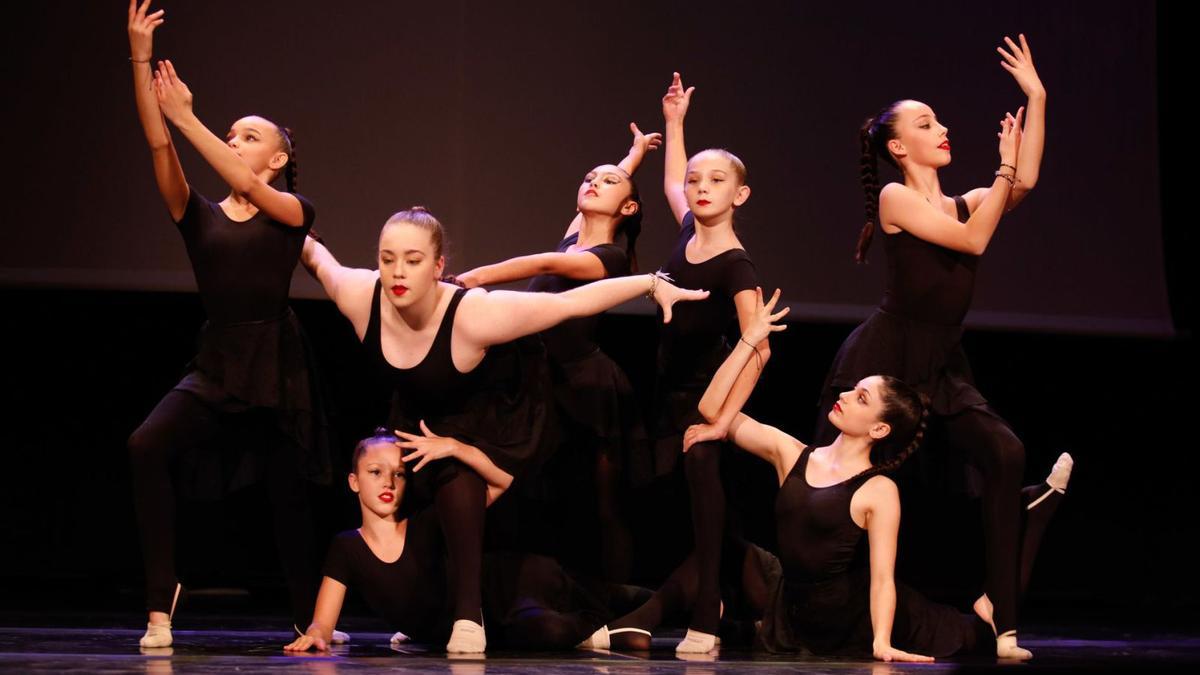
left=608, top=627, right=652, bottom=651
left=675, top=628, right=717, bottom=654
left=445, top=619, right=486, bottom=653
left=1045, top=452, right=1073, bottom=493
left=140, top=583, right=181, bottom=648
left=390, top=631, right=410, bottom=644
left=331, top=629, right=350, bottom=644
left=996, top=630, right=1033, bottom=660
left=577, top=625, right=609, bottom=649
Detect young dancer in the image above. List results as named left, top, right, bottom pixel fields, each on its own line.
left=817, top=35, right=1068, bottom=658
left=125, top=0, right=328, bottom=647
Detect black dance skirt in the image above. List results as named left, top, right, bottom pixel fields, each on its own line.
left=750, top=545, right=979, bottom=658
left=172, top=307, right=331, bottom=498
left=549, top=347, right=648, bottom=469
left=391, top=335, right=557, bottom=504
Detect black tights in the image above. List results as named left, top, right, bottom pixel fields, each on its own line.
left=128, top=390, right=318, bottom=626
left=683, top=440, right=725, bottom=635
left=427, top=460, right=487, bottom=624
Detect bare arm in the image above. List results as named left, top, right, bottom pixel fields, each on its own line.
left=686, top=412, right=802, bottom=483
left=153, top=60, right=305, bottom=227
left=455, top=274, right=708, bottom=349
left=397, top=421, right=514, bottom=504
left=662, top=72, right=694, bottom=226
left=863, top=478, right=934, bottom=663
left=457, top=251, right=607, bottom=288
left=561, top=122, right=662, bottom=240
left=127, top=0, right=188, bottom=220
left=300, top=237, right=378, bottom=338
left=707, top=289, right=774, bottom=430
left=283, top=576, right=346, bottom=652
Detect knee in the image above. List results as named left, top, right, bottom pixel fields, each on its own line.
left=986, top=433, right=1025, bottom=479
left=683, top=442, right=720, bottom=477
left=127, top=424, right=163, bottom=467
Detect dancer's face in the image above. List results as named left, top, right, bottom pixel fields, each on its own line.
left=349, top=441, right=406, bottom=518
left=577, top=164, right=638, bottom=219
left=685, top=151, right=750, bottom=220
left=887, top=101, right=951, bottom=169
left=225, top=116, right=289, bottom=177
left=378, top=223, right=445, bottom=310
left=827, top=376, right=893, bottom=441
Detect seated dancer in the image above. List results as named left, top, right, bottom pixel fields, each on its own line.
left=457, top=121, right=660, bottom=581
left=284, top=429, right=645, bottom=652
left=585, top=289, right=1070, bottom=662
left=300, top=208, right=706, bottom=652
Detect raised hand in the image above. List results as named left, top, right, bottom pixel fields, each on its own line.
left=628, top=122, right=663, bottom=158
left=662, top=72, right=695, bottom=123
left=649, top=274, right=709, bottom=323
left=127, top=0, right=165, bottom=62
left=997, top=34, right=1044, bottom=98
left=396, top=421, right=462, bottom=473
left=742, top=287, right=790, bottom=345
left=153, top=60, right=194, bottom=124
left=997, top=110, right=1020, bottom=168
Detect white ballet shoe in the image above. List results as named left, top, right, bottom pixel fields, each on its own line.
left=1046, top=452, right=1073, bottom=493
left=331, top=629, right=350, bottom=644
left=445, top=619, right=486, bottom=653
left=390, top=631, right=411, bottom=644
left=996, top=630, right=1033, bottom=660
left=675, top=628, right=717, bottom=654
left=577, top=625, right=610, bottom=649
left=139, top=621, right=173, bottom=648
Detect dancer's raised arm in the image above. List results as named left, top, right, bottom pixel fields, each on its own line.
left=662, top=72, right=695, bottom=226
left=127, top=0, right=187, bottom=221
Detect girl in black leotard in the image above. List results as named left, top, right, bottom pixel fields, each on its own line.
left=284, top=430, right=637, bottom=653
left=456, top=123, right=659, bottom=581
left=644, top=72, right=767, bottom=654
left=300, top=208, right=706, bottom=652
left=125, top=1, right=329, bottom=648
left=814, top=34, right=1071, bottom=659
left=594, top=290, right=1064, bottom=662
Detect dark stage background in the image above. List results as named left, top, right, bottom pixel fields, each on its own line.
left=0, top=0, right=1194, bottom=630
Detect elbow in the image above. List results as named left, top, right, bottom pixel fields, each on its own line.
left=698, top=399, right=721, bottom=424
left=965, top=238, right=988, bottom=256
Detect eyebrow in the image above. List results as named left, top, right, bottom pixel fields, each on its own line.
left=380, top=249, right=427, bottom=256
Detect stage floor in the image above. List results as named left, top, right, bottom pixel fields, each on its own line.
left=1, top=615, right=1198, bottom=673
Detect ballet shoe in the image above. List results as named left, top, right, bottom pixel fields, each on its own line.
left=331, top=629, right=350, bottom=644
left=390, top=631, right=411, bottom=644
left=997, top=631, right=1033, bottom=660
left=445, top=619, right=486, bottom=653
left=608, top=627, right=652, bottom=651
left=577, top=625, right=610, bottom=650
left=1046, top=452, right=1073, bottom=493
left=139, top=621, right=173, bottom=648
left=675, top=628, right=717, bottom=654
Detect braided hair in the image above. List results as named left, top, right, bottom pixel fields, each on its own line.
left=617, top=169, right=643, bottom=273
left=853, top=375, right=929, bottom=480
left=856, top=102, right=903, bottom=263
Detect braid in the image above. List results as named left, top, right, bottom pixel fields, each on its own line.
left=622, top=183, right=644, bottom=274
left=856, top=121, right=880, bottom=264
left=282, top=127, right=298, bottom=194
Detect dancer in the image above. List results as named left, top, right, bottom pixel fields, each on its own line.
left=816, top=35, right=1066, bottom=658
left=645, top=72, right=767, bottom=653
left=125, top=0, right=329, bottom=648
left=300, top=208, right=705, bottom=651
left=593, top=289, right=1068, bottom=661
left=284, top=429, right=646, bottom=652
left=456, top=122, right=659, bottom=580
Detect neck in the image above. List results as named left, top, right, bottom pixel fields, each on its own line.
left=394, top=282, right=446, bottom=330
left=902, top=164, right=943, bottom=203
left=824, top=433, right=874, bottom=475
left=358, top=504, right=405, bottom=541
left=577, top=211, right=619, bottom=248
left=693, top=210, right=738, bottom=245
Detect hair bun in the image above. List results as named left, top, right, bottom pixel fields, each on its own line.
left=411, top=205, right=429, bottom=212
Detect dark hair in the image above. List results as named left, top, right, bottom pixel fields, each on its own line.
left=351, top=427, right=400, bottom=472
left=618, top=170, right=643, bottom=273
left=259, top=118, right=296, bottom=193
left=855, top=375, right=929, bottom=480
left=856, top=102, right=903, bottom=263
left=384, top=206, right=446, bottom=258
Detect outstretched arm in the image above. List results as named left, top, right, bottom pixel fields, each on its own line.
left=457, top=251, right=608, bottom=289
left=153, top=60, right=305, bottom=226
left=456, top=274, right=708, bottom=348
left=662, top=72, right=695, bottom=226
left=864, top=479, right=934, bottom=663
left=127, top=0, right=188, bottom=221
left=998, top=34, right=1046, bottom=211
left=283, top=577, right=346, bottom=652
left=300, top=237, right=378, bottom=337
